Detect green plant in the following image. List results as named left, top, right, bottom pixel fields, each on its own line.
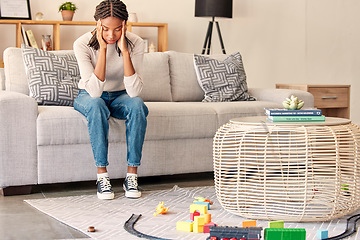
left=58, top=2, right=77, bottom=12
left=282, top=95, right=305, bottom=110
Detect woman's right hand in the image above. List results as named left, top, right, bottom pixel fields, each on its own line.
left=96, top=19, right=107, bottom=49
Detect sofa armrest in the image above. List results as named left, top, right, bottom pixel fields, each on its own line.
left=0, top=68, right=5, bottom=91
left=249, top=88, right=315, bottom=108
left=0, top=91, right=38, bottom=187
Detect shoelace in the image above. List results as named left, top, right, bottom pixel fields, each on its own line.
left=126, top=175, right=138, bottom=190
left=99, top=177, right=112, bottom=192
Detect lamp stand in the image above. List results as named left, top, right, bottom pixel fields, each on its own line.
left=202, top=16, right=226, bottom=55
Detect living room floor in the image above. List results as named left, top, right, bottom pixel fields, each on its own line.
left=0, top=172, right=214, bottom=240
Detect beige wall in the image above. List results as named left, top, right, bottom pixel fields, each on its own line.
left=1, top=0, right=359, bottom=124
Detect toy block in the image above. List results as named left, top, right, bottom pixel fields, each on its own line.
left=243, top=220, right=256, bottom=227
left=265, top=228, right=306, bottom=240
left=190, top=211, right=200, bottom=221
left=317, top=229, right=328, bottom=239
left=194, top=201, right=210, bottom=210
left=190, top=204, right=207, bottom=214
left=204, top=213, right=211, bottom=224
left=211, top=237, right=217, bottom=240
left=203, top=222, right=216, bottom=233
left=194, top=215, right=205, bottom=226
left=268, top=220, right=284, bottom=228
left=193, top=224, right=204, bottom=233
left=176, top=221, right=193, bottom=232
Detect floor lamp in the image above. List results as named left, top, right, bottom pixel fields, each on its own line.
left=195, top=0, right=233, bottom=54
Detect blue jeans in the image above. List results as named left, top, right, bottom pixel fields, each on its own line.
left=73, top=89, right=148, bottom=168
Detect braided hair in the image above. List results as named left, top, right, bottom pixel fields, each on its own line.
left=88, top=0, right=134, bottom=56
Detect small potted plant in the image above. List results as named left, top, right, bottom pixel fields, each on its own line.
left=59, top=2, right=77, bottom=21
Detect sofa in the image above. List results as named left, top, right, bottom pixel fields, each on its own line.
left=0, top=47, right=314, bottom=195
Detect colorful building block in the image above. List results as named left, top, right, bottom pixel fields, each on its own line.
left=190, top=211, right=200, bottom=221
left=243, top=220, right=256, bottom=228
left=194, top=201, right=210, bottom=210
left=204, top=213, right=211, bottom=224
left=176, top=221, right=193, bottom=232
left=317, top=229, right=328, bottom=239
left=203, top=222, right=216, bottom=233
left=193, top=224, right=204, bottom=233
left=194, top=215, right=205, bottom=226
left=265, top=228, right=306, bottom=240
left=268, top=220, right=284, bottom=228
left=190, top=204, right=207, bottom=214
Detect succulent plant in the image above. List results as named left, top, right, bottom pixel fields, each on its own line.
left=282, top=95, right=304, bottom=110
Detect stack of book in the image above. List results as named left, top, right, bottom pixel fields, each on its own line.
left=265, top=108, right=325, bottom=122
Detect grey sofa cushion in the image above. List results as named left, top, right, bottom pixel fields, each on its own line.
left=21, top=45, right=80, bottom=106
left=139, top=52, right=172, bottom=102
left=37, top=102, right=218, bottom=146
left=206, top=100, right=281, bottom=126
left=166, top=51, right=204, bottom=102
left=167, top=51, right=236, bottom=102
left=194, top=52, right=255, bottom=102
left=3, top=47, right=77, bottom=97
left=145, top=102, right=218, bottom=140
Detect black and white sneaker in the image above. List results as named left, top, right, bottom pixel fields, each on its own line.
left=123, top=175, right=141, bottom=199
left=97, top=176, right=114, bottom=200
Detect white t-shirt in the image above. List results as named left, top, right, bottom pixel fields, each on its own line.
left=73, top=31, right=144, bottom=98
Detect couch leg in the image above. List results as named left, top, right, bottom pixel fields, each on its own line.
left=0, top=185, right=33, bottom=196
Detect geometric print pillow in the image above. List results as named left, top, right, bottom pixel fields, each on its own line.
left=21, top=45, right=80, bottom=106
left=193, top=52, right=256, bottom=102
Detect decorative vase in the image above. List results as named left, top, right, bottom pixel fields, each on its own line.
left=149, top=42, right=156, bottom=53
left=35, top=12, right=44, bottom=21
left=61, top=10, right=74, bottom=21
left=41, top=35, right=52, bottom=51
left=128, top=13, right=138, bottom=22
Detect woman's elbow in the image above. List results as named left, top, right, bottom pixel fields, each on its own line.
left=86, top=88, right=103, bottom=98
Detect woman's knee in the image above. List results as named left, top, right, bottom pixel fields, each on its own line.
left=80, top=97, right=110, bottom=120
left=130, top=97, right=149, bottom=117
left=89, top=97, right=109, bottom=113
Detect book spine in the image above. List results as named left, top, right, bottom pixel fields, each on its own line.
left=26, top=30, right=38, bottom=48
left=21, top=26, right=29, bottom=46
left=268, top=115, right=325, bottom=122
left=266, top=109, right=322, bottom=116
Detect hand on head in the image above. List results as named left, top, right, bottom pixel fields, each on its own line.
left=117, top=20, right=128, bottom=53
left=96, top=19, right=107, bottom=49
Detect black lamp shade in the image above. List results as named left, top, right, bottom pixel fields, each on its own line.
left=195, top=0, right=233, bottom=18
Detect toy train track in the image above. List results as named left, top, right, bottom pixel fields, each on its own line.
left=124, top=214, right=172, bottom=240
left=325, top=213, right=360, bottom=240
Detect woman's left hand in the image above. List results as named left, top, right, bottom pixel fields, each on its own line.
left=118, top=20, right=128, bottom=53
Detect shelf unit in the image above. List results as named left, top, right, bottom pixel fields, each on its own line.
left=0, top=20, right=168, bottom=67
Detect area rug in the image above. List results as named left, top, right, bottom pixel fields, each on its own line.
left=25, top=185, right=360, bottom=240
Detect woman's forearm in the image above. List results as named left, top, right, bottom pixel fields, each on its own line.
left=94, top=47, right=107, bottom=82
left=122, top=50, right=135, bottom=77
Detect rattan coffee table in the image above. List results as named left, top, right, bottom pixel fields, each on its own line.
left=213, top=116, right=360, bottom=222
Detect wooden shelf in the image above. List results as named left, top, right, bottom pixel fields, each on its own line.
left=0, top=20, right=168, bottom=51
left=276, top=84, right=351, bottom=119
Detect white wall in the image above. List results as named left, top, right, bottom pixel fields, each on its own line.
left=1, top=0, right=359, bottom=124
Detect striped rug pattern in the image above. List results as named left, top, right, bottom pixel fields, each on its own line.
left=25, top=186, right=360, bottom=240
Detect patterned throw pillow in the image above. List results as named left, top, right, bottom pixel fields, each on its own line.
left=21, top=45, right=80, bottom=106
left=193, top=52, right=255, bottom=102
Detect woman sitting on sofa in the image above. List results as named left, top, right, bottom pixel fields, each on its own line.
left=73, top=0, right=148, bottom=200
